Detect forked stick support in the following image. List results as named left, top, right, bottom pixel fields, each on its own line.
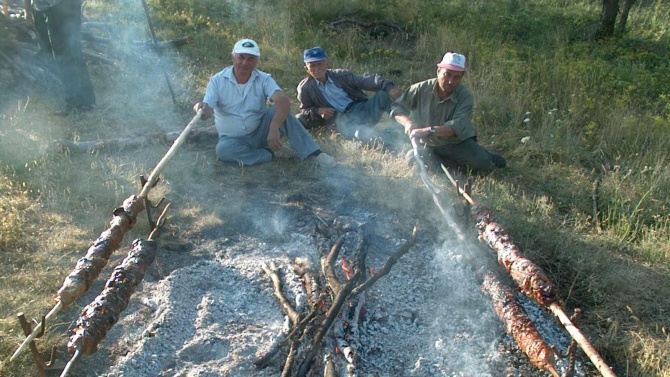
left=15, top=312, right=59, bottom=376
left=11, top=301, right=64, bottom=362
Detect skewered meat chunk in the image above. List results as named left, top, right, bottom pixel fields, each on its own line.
left=56, top=196, right=145, bottom=306
left=482, top=271, right=557, bottom=372
left=471, top=204, right=559, bottom=307
left=67, top=238, right=156, bottom=356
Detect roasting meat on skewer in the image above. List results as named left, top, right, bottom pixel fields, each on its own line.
left=67, top=238, right=156, bottom=356
left=57, top=195, right=145, bottom=306
left=471, top=204, right=559, bottom=307
left=482, top=271, right=559, bottom=374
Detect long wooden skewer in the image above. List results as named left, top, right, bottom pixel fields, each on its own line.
left=139, top=109, right=203, bottom=198
left=60, top=350, right=82, bottom=377
left=441, top=164, right=617, bottom=377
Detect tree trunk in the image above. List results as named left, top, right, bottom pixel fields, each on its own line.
left=595, top=0, right=619, bottom=40
left=615, top=0, right=637, bottom=37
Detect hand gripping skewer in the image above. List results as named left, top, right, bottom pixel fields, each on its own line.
left=408, top=135, right=560, bottom=375
left=11, top=110, right=202, bottom=362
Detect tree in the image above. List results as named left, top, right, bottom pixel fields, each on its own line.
left=595, top=0, right=637, bottom=40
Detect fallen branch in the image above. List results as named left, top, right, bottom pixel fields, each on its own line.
left=328, top=18, right=407, bottom=35
left=262, top=261, right=302, bottom=326
left=50, top=125, right=217, bottom=154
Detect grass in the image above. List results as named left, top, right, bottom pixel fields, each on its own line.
left=1, top=0, right=669, bottom=375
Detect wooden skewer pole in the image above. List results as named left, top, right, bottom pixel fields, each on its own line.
left=410, top=137, right=441, bottom=195
left=139, top=109, right=203, bottom=198
left=59, top=349, right=83, bottom=377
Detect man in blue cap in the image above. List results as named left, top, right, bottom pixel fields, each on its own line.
left=297, top=47, right=401, bottom=143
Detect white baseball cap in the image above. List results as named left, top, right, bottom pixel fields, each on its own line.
left=232, top=39, right=261, bottom=57
left=437, top=52, right=466, bottom=71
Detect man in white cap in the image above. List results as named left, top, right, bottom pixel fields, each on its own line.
left=194, top=39, right=335, bottom=167
left=392, top=52, right=506, bottom=172
left=296, top=47, right=402, bottom=143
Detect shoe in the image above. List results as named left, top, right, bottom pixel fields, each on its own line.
left=313, top=152, right=336, bottom=167
left=490, top=152, right=507, bottom=168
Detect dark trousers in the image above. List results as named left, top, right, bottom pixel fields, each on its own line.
left=34, top=0, right=96, bottom=109
left=336, top=90, right=393, bottom=139
left=410, top=137, right=496, bottom=172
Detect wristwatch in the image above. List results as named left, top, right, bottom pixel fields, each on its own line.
left=429, top=126, right=436, bottom=134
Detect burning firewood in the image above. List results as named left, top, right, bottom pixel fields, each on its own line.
left=482, top=271, right=560, bottom=376
left=255, top=226, right=417, bottom=377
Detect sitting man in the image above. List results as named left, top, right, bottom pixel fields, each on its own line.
left=296, top=47, right=401, bottom=142
left=391, top=52, right=506, bottom=172
left=194, top=39, right=335, bottom=167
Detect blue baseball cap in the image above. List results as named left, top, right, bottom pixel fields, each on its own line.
left=303, top=47, right=327, bottom=63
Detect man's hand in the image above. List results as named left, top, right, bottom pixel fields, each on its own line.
left=267, top=127, right=283, bottom=152
left=389, top=88, right=402, bottom=101
left=318, top=107, right=335, bottom=119
left=393, top=114, right=416, bottom=135
left=410, top=127, right=432, bottom=139
left=193, top=102, right=213, bottom=120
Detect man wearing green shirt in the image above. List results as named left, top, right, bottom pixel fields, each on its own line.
left=391, top=52, right=506, bottom=172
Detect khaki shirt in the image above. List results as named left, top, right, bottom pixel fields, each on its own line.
left=391, top=78, right=476, bottom=145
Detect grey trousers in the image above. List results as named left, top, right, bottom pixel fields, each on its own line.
left=414, top=137, right=495, bottom=172
left=336, top=91, right=392, bottom=140
left=216, top=106, right=321, bottom=166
